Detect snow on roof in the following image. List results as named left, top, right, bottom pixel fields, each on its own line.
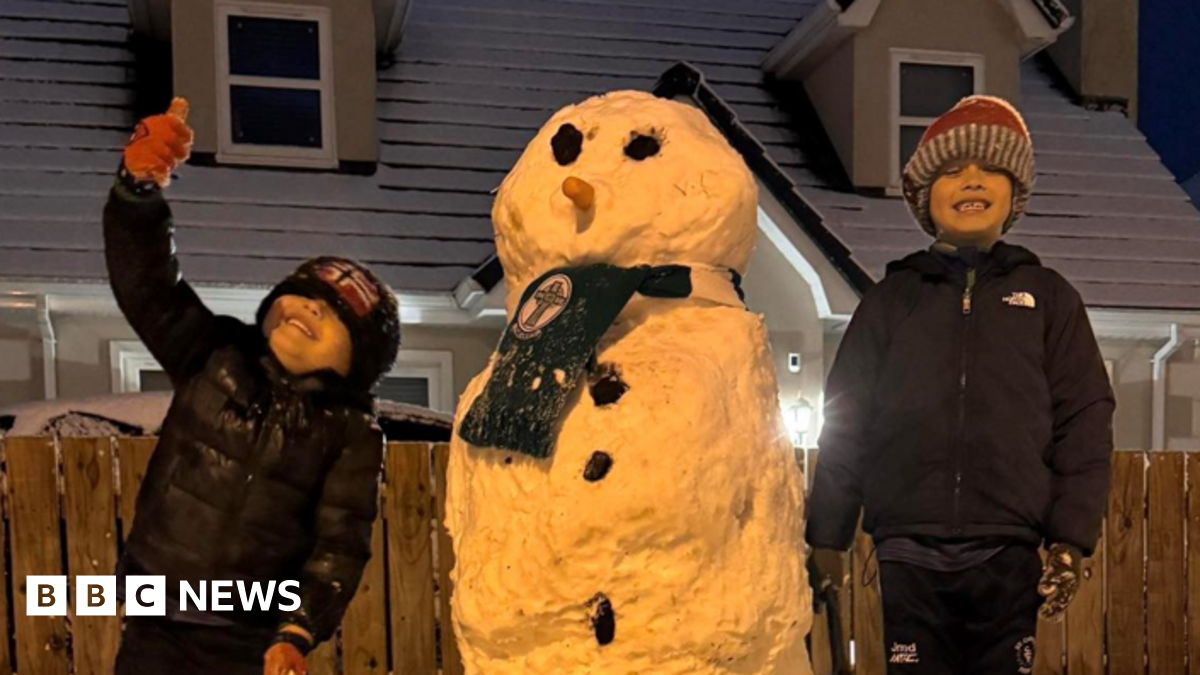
left=0, top=392, right=452, bottom=440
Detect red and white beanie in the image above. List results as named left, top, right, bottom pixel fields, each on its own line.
left=902, top=95, right=1035, bottom=237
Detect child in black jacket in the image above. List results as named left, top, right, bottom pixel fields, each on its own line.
left=107, top=100, right=400, bottom=675
left=806, top=96, right=1115, bottom=674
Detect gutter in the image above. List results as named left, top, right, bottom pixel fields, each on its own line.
left=36, top=295, right=57, bottom=400
left=1151, top=323, right=1181, bottom=452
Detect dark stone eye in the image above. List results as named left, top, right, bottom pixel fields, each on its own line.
left=624, top=133, right=660, bottom=160
left=551, top=123, right=584, bottom=165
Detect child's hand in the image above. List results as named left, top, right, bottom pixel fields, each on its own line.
left=1038, top=542, right=1082, bottom=622
left=123, top=97, right=194, bottom=189
left=263, top=642, right=307, bottom=675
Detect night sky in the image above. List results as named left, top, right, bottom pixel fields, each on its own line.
left=1139, top=0, right=1200, bottom=187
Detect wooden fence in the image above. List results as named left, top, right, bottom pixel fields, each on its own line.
left=0, top=438, right=1193, bottom=674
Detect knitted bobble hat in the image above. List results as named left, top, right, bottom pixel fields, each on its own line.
left=902, top=95, right=1035, bottom=237
left=257, top=257, right=400, bottom=392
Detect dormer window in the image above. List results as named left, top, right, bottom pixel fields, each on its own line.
left=214, top=2, right=337, bottom=168
left=890, top=49, right=985, bottom=188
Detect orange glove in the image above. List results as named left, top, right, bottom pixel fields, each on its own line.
left=123, top=97, right=194, bottom=189
left=263, top=642, right=308, bottom=675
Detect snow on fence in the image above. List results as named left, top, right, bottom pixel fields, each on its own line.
left=0, top=439, right=1188, bottom=675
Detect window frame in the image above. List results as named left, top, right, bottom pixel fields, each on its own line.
left=889, top=48, right=986, bottom=191
left=214, top=1, right=338, bottom=168
left=382, top=349, right=456, bottom=413
left=109, top=340, right=164, bottom=394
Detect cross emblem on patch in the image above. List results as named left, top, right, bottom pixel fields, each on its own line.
left=515, top=275, right=572, bottom=338
left=314, top=260, right=381, bottom=318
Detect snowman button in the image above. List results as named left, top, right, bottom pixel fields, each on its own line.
left=583, top=452, right=613, bottom=482
left=589, top=364, right=628, bottom=406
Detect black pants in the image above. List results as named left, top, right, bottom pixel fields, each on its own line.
left=114, top=616, right=275, bottom=675
left=880, top=544, right=1042, bottom=674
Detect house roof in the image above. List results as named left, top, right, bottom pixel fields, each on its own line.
left=2, top=0, right=1198, bottom=311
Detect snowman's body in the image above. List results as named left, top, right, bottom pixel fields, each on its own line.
left=446, top=91, right=812, bottom=675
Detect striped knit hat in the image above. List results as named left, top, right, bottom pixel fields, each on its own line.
left=902, top=95, right=1035, bottom=237
left=256, top=257, right=401, bottom=391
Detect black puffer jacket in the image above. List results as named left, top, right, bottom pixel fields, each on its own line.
left=806, top=242, right=1114, bottom=556
left=104, top=181, right=383, bottom=644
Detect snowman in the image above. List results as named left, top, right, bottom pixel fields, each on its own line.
left=446, top=90, right=812, bottom=675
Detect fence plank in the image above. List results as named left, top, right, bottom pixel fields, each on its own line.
left=61, top=437, right=121, bottom=675
left=308, top=636, right=338, bottom=675
left=1108, top=451, right=1147, bottom=674
left=851, top=523, right=884, bottom=674
left=388, top=443, right=436, bottom=675
left=6, top=437, right=69, bottom=675
left=1188, top=454, right=1200, bottom=674
left=1148, top=452, right=1186, bottom=675
left=0, top=440, right=13, bottom=675
left=116, top=437, right=156, bottom=540
left=805, top=451, right=852, bottom=671
left=434, top=445, right=464, bottom=675
left=343, top=517, right=388, bottom=675
left=1065, top=524, right=1104, bottom=675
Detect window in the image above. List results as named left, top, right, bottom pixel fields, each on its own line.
left=378, top=350, right=455, bottom=413
left=109, top=341, right=171, bottom=393
left=890, top=49, right=985, bottom=188
left=215, top=2, right=337, bottom=168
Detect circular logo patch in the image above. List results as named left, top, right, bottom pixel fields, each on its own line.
left=515, top=275, right=572, bottom=338
left=1015, top=636, right=1035, bottom=674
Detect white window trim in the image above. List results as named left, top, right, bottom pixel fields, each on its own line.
left=888, top=48, right=987, bottom=193
left=215, top=1, right=338, bottom=169
left=109, top=340, right=163, bottom=394
left=386, top=349, right=455, bottom=414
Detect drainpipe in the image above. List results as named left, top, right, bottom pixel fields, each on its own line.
left=1151, top=323, right=1180, bottom=452
left=36, top=295, right=57, bottom=400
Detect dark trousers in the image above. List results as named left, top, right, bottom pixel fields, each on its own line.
left=880, top=544, right=1043, bottom=674
left=114, top=616, right=275, bottom=675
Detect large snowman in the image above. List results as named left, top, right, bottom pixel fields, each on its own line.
left=446, top=90, right=812, bottom=675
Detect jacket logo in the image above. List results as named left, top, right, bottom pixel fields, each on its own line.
left=1003, top=291, right=1036, bottom=309
left=889, top=642, right=920, bottom=664
left=1015, top=636, right=1035, bottom=673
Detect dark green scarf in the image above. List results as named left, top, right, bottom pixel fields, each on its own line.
left=457, top=263, right=744, bottom=458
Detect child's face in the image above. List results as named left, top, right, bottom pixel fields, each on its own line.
left=261, top=295, right=352, bottom=378
left=929, top=159, right=1014, bottom=247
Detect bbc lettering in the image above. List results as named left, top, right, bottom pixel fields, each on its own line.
left=26, top=576, right=301, bottom=616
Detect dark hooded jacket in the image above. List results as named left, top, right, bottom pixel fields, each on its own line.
left=104, top=180, right=383, bottom=645
left=806, top=242, right=1114, bottom=556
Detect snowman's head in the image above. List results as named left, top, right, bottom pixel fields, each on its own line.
left=492, top=91, right=758, bottom=300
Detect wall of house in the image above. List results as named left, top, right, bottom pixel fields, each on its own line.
left=0, top=315, right=42, bottom=409
left=850, top=0, right=1023, bottom=189
left=803, top=38, right=857, bottom=182
left=392, top=324, right=501, bottom=408
left=1047, top=0, right=1139, bottom=117
left=172, top=0, right=378, bottom=162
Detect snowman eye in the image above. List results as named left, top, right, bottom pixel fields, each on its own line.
left=624, top=133, right=660, bottom=160
left=551, top=124, right=584, bottom=166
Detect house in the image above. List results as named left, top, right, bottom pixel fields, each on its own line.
left=1, top=0, right=1198, bottom=451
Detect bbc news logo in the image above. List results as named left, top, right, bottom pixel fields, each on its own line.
left=26, top=576, right=301, bottom=616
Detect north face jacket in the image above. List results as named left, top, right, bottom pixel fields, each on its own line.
left=806, top=242, right=1115, bottom=556
left=104, top=181, right=383, bottom=644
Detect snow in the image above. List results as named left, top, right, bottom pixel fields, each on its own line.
left=0, top=393, right=452, bottom=439
left=447, top=91, right=811, bottom=675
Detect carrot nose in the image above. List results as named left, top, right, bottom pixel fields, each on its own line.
left=562, top=177, right=595, bottom=211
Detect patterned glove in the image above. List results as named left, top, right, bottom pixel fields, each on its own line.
left=121, top=97, right=194, bottom=190
left=1038, top=542, right=1082, bottom=621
